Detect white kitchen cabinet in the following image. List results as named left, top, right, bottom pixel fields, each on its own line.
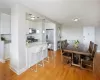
left=0, top=13, right=11, bottom=34
left=4, top=43, right=11, bottom=60
left=0, top=41, right=5, bottom=63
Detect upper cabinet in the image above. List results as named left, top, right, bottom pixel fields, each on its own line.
left=0, top=13, right=11, bottom=34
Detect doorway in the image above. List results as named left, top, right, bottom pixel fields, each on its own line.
left=46, top=29, right=54, bottom=50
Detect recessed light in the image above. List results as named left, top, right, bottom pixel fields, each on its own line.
left=30, top=15, right=35, bottom=20
left=31, top=17, right=35, bottom=20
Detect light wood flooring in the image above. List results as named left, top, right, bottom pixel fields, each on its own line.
left=0, top=50, right=98, bottom=80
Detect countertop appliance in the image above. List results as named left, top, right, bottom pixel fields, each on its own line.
left=27, top=36, right=38, bottom=43
left=29, top=28, right=36, bottom=34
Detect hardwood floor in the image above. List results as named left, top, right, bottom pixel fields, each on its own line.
left=94, top=53, right=100, bottom=80
left=0, top=50, right=98, bottom=80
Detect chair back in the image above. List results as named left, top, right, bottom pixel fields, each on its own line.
left=92, top=44, right=97, bottom=58
left=88, top=41, right=94, bottom=53
left=61, top=40, right=69, bottom=49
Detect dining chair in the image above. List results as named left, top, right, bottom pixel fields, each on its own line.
left=81, top=41, right=94, bottom=60
left=32, top=46, right=42, bottom=72
left=42, top=44, right=49, bottom=64
left=62, top=51, right=72, bottom=65
left=61, top=40, right=72, bottom=65
left=88, top=41, right=94, bottom=54
left=81, top=44, right=97, bottom=71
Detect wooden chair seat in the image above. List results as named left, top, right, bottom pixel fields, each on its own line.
left=81, top=43, right=97, bottom=71
left=62, top=52, right=72, bottom=65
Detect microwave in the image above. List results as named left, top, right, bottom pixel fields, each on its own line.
left=29, top=28, right=36, bottom=34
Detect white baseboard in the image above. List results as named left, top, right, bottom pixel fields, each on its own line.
left=0, top=59, right=5, bottom=63
left=18, top=66, right=28, bottom=75
left=10, top=65, right=28, bottom=75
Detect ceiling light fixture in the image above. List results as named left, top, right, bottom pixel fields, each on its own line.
left=74, top=19, right=78, bottom=22
left=31, top=16, right=35, bottom=20
left=73, top=18, right=79, bottom=22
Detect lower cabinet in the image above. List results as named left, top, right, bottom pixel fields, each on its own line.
left=4, top=43, right=11, bottom=60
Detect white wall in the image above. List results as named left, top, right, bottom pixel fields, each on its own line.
left=0, top=8, right=11, bottom=15
left=61, top=24, right=84, bottom=51
left=61, top=24, right=83, bottom=43
left=61, top=24, right=100, bottom=52
left=95, top=27, right=100, bottom=52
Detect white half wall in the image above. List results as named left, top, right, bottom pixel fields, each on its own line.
left=10, top=4, right=61, bottom=75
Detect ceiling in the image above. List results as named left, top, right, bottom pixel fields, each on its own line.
left=0, top=0, right=100, bottom=26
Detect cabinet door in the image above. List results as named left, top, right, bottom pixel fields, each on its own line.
left=4, top=43, right=10, bottom=59
left=0, top=13, right=11, bottom=34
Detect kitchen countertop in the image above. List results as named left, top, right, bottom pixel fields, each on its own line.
left=1, top=40, right=11, bottom=44
left=26, top=42, right=47, bottom=48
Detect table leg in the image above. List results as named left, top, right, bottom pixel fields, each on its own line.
left=72, top=53, right=73, bottom=66
left=79, top=54, right=81, bottom=68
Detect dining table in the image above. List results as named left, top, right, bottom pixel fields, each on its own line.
left=63, top=49, right=91, bottom=68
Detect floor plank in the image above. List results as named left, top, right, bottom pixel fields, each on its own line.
left=0, top=50, right=98, bottom=80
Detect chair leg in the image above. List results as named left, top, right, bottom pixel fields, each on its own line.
left=51, top=50, right=53, bottom=59
left=34, top=64, right=38, bottom=72
left=42, top=58, right=44, bottom=67
left=47, top=56, right=49, bottom=62
left=43, top=50, right=49, bottom=63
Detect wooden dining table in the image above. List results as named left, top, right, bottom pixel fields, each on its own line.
left=63, top=49, right=91, bottom=67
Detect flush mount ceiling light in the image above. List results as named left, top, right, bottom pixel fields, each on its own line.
left=73, top=18, right=80, bottom=22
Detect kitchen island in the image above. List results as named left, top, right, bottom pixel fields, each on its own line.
left=26, top=42, right=48, bottom=68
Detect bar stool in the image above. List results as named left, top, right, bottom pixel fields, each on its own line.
left=42, top=44, right=49, bottom=64
left=48, top=44, right=54, bottom=59
left=32, top=46, right=42, bottom=72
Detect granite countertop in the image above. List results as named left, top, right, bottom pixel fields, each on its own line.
left=26, top=42, right=47, bottom=48
left=1, top=40, right=11, bottom=44
left=5, top=40, right=11, bottom=44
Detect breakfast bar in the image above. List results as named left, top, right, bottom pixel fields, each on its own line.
left=26, top=42, right=48, bottom=68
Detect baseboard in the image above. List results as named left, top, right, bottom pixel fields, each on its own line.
left=10, top=65, right=19, bottom=74
left=18, top=66, right=28, bottom=75
left=10, top=65, right=28, bottom=75
left=0, top=59, right=5, bottom=63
